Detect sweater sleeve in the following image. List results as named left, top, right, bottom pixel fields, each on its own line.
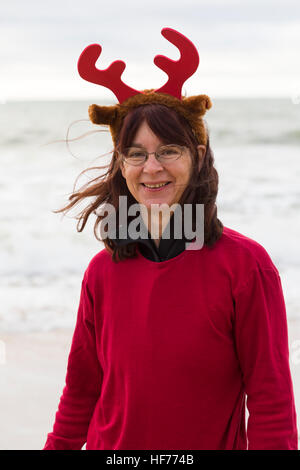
left=43, top=273, right=103, bottom=450
left=233, top=267, right=298, bottom=450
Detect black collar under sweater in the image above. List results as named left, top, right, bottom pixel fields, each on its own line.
left=111, top=212, right=190, bottom=262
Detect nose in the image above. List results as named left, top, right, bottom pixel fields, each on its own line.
left=142, top=153, right=164, bottom=173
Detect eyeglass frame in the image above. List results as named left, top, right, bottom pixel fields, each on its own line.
left=117, top=144, right=187, bottom=166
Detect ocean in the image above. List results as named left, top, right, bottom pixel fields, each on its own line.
left=1, top=98, right=300, bottom=332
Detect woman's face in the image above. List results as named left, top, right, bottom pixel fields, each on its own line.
left=120, top=120, right=205, bottom=209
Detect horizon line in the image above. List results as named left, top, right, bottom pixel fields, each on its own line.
left=1, top=95, right=295, bottom=104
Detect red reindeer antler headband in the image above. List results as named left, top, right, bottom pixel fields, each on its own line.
left=78, top=28, right=199, bottom=102
left=77, top=27, right=212, bottom=146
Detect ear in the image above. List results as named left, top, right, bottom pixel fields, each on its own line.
left=120, top=160, right=126, bottom=179
left=182, top=95, right=212, bottom=116
left=197, top=145, right=206, bottom=172
left=88, top=104, right=118, bottom=125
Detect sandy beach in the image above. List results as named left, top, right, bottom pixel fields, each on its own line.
left=1, top=320, right=300, bottom=450
left=0, top=328, right=73, bottom=450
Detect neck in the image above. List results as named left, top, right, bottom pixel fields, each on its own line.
left=141, top=205, right=174, bottom=248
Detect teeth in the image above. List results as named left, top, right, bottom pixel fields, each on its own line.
left=144, top=182, right=168, bottom=188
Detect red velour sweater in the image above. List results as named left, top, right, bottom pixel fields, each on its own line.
left=43, top=226, right=298, bottom=450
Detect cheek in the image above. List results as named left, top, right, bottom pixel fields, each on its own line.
left=122, top=167, right=140, bottom=188
left=175, top=160, right=193, bottom=187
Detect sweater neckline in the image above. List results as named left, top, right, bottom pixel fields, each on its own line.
left=136, top=241, right=201, bottom=267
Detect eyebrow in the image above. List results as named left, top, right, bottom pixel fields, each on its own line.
left=131, top=143, right=168, bottom=148
left=131, top=143, right=145, bottom=148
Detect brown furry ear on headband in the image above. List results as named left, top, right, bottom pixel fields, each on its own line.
left=182, top=95, right=212, bottom=116
left=88, top=104, right=118, bottom=125
left=88, top=92, right=212, bottom=147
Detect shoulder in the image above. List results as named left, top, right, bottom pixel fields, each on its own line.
left=210, top=226, right=279, bottom=276
left=83, top=247, right=113, bottom=284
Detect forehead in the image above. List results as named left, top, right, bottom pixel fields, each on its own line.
left=131, top=120, right=163, bottom=148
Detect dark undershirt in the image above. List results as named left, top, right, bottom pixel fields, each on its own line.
left=111, top=212, right=189, bottom=262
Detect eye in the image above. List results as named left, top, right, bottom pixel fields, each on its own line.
left=159, top=146, right=181, bottom=157
left=126, top=148, right=146, bottom=158
left=161, top=149, right=174, bottom=156
left=129, top=151, right=146, bottom=158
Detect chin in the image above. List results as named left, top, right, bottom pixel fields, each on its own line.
left=142, top=198, right=172, bottom=208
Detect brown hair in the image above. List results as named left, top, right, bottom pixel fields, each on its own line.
left=54, top=104, right=223, bottom=262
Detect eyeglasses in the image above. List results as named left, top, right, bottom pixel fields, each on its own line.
left=118, top=144, right=186, bottom=166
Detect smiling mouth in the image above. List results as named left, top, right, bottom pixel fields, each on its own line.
left=141, top=182, right=171, bottom=189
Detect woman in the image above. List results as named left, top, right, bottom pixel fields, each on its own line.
left=43, top=29, right=297, bottom=450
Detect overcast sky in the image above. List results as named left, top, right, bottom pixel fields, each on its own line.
left=1, top=0, right=300, bottom=100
